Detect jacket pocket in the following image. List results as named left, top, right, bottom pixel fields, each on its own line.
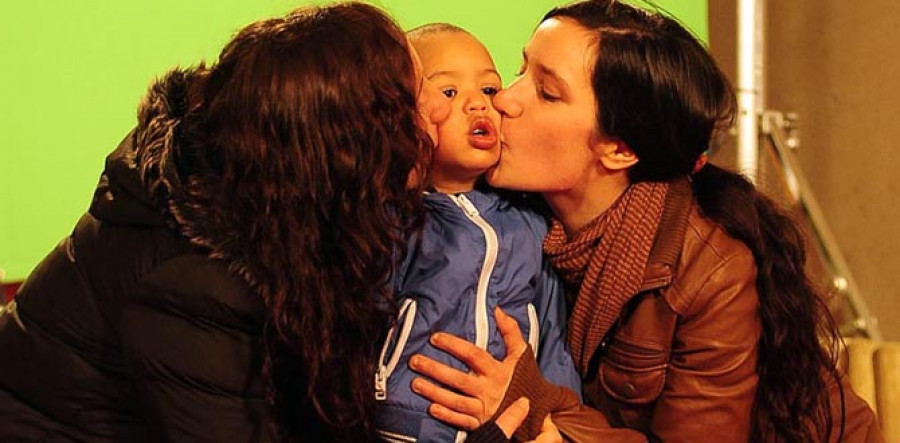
left=527, top=303, right=539, bottom=356
left=375, top=298, right=417, bottom=401
left=598, top=334, right=668, bottom=405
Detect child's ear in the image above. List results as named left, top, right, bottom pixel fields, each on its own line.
left=595, top=138, right=639, bottom=171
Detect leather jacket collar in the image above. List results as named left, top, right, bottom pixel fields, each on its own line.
left=639, top=177, right=693, bottom=294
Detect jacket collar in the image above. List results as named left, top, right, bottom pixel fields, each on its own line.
left=639, top=177, right=693, bottom=293
left=423, top=187, right=504, bottom=213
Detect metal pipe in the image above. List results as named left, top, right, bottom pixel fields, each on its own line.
left=761, top=111, right=881, bottom=340
left=737, top=0, right=761, bottom=182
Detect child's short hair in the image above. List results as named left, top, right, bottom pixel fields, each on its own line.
left=407, top=22, right=470, bottom=41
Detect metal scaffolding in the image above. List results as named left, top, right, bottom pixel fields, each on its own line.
left=735, top=0, right=881, bottom=340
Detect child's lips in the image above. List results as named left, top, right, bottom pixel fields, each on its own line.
left=468, top=118, right=498, bottom=150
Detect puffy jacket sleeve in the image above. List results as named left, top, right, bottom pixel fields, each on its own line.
left=532, top=258, right=582, bottom=399
left=119, top=256, right=274, bottom=443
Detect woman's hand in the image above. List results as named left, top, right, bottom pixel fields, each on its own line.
left=409, top=307, right=530, bottom=430
left=494, top=397, right=530, bottom=438
left=492, top=398, right=562, bottom=443
left=531, top=415, right=563, bottom=443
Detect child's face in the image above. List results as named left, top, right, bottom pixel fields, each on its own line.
left=413, top=32, right=502, bottom=193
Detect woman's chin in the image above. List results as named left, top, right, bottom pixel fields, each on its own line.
left=484, top=165, right=504, bottom=187
left=486, top=166, right=529, bottom=191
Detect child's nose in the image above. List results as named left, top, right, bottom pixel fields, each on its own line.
left=465, top=95, right=488, bottom=113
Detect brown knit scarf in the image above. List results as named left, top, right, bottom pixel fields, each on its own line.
left=543, top=181, right=669, bottom=375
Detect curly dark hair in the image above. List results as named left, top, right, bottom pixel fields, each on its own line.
left=162, top=3, right=431, bottom=440
left=545, top=1, right=843, bottom=441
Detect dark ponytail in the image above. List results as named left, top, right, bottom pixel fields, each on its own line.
left=693, top=164, right=842, bottom=441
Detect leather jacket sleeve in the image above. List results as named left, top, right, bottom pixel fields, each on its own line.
left=498, top=249, right=761, bottom=442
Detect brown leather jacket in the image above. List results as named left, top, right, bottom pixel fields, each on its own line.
left=502, top=181, right=882, bottom=442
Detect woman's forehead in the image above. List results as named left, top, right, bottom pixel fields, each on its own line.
left=527, top=18, right=597, bottom=82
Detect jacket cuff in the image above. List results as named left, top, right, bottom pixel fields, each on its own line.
left=465, top=421, right=509, bottom=443
left=492, top=347, right=573, bottom=441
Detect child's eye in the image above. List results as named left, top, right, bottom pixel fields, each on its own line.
left=482, top=86, right=499, bottom=96
left=441, top=88, right=457, bottom=98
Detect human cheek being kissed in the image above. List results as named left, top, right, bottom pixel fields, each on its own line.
left=413, top=25, right=502, bottom=193
left=412, top=44, right=452, bottom=149
left=409, top=1, right=881, bottom=442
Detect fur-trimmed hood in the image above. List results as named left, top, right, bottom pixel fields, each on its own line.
left=89, top=67, right=267, bottom=292
left=90, top=67, right=198, bottom=229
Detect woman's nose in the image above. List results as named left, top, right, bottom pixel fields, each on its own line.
left=493, top=88, right=521, bottom=118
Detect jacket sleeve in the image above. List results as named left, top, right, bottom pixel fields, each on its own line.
left=465, top=421, right=510, bottom=443
left=119, top=260, right=274, bottom=443
left=532, top=258, right=582, bottom=399
left=492, top=348, right=647, bottom=443
left=494, top=253, right=759, bottom=442
left=641, top=252, right=880, bottom=443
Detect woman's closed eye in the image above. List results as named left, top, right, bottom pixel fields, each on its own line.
left=538, top=84, right=560, bottom=102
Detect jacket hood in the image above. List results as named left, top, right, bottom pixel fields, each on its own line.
left=89, top=67, right=198, bottom=228
left=89, top=66, right=291, bottom=297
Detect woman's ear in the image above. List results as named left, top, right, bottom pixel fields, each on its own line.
left=596, top=139, right=639, bottom=171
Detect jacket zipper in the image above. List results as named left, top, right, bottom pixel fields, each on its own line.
left=527, top=303, right=540, bottom=356
left=375, top=298, right=417, bottom=400
left=449, top=194, right=498, bottom=351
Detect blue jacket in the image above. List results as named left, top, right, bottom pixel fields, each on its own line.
left=375, top=188, right=581, bottom=443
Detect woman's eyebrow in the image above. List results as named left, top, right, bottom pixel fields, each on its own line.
left=522, top=51, right=569, bottom=90
left=535, top=63, right=569, bottom=90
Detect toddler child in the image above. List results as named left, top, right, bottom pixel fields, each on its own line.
left=374, top=24, right=581, bottom=443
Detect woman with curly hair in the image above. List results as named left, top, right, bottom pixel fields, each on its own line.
left=0, top=3, right=450, bottom=441
left=411, top=1, right=883, bottom=441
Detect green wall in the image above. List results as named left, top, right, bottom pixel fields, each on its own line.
left=0, top=0, right=706, bottom=281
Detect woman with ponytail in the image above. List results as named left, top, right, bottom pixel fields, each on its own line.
left=410, top=1, right=882, bottom=441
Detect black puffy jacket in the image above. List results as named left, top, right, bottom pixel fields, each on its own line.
left=0, top=69, right=275, bottom=442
